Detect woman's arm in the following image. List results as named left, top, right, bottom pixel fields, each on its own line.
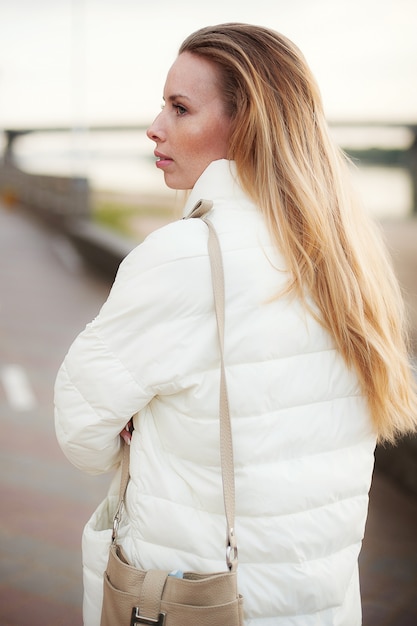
left=54, top=217, right=210, bottom=474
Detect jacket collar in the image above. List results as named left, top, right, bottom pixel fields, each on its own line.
left=182, top=159, right=254, bottom=218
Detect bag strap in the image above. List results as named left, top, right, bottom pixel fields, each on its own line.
left=190, top=199, right=238, bottom=571
left=113, top=199, right=238, bottom=572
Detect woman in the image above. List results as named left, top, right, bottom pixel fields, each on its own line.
left=55, top=23, right=417, bottom=625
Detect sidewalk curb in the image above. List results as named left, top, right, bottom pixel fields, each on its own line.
left=66, top=218, right=136, bottom=280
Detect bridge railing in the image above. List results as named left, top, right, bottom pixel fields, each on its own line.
left=0, top=160, right=90, bottom=224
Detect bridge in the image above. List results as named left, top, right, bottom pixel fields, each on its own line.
left=332, top=120, right=417, bottom=212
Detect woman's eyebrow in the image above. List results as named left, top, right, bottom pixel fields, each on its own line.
left=164, top=93, right=191, bottom=102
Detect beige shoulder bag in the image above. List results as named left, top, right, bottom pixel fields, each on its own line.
left=100, top=200, right=244, bottom=626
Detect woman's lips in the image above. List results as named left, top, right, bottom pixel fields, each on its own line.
left=155, top=152, right=173, bottom=169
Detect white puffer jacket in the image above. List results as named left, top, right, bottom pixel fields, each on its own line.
left=55, top=159, right=376, bottom=625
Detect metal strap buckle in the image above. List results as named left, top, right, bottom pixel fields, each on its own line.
left=226, top=527, right=239, bottom=571
left=112, top=501, right=124, bottom=541
left=130, top=607, right=166, bottom=626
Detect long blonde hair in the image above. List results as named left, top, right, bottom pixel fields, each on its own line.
left=180, top=23, right=417, bottom=443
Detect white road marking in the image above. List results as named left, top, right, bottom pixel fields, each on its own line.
left=1, top=365, right=37, bottom=411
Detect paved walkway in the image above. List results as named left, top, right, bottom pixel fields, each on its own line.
left=0, top=203, right=111, bottom=625
left=0, top=201, right=416, bottom=625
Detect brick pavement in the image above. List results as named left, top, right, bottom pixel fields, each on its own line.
left=0, top=203, right=111, bottom=625
left=0, top=201, right=416, bottom=625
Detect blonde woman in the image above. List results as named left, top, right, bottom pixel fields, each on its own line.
left=55, top=23, right=417, bottom=625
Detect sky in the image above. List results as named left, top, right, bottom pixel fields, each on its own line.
left=0, top=0, right=416, bottom=131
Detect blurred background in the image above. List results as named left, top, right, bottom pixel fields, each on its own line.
left=1, top=0, right=417, bottom=217
left=0, top=1, right=416, bottom=624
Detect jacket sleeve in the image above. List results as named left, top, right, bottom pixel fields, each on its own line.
left=54, top=218, right=211, bottom=474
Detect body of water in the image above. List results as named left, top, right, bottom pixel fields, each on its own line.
left=8, top=130, right=414, bottom=220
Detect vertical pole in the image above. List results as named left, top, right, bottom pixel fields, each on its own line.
left=409, top=129, right=417, bottom=215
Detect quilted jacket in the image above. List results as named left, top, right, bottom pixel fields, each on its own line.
left=55, top=159, right=376, bottom=625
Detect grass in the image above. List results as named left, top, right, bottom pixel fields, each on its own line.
left=91, top=194, right=178, bottom=239
left=92, top=201, right=140, bottom=237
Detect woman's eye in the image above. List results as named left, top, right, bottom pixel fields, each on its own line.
left=174, top=104, right=187, bottom=116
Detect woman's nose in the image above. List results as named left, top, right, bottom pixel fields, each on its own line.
left=146, top=114, right=165, bottom=143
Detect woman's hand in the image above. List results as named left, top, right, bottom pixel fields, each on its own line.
left=120, top=419, right=133, bottom=445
